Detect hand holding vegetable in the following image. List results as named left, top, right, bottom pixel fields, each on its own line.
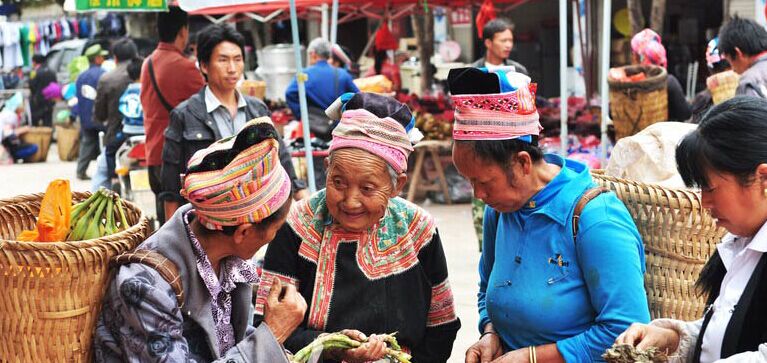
left=327, top=330, right=387, bottom=363
left=290, top=331, right=411, bottom=363
left=615, top=323, right=680, bottom=353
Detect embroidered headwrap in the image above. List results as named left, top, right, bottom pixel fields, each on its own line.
left=447, top=67, right=541, bottom=142
left=631, top=28, right=667, bottom=68
left=325, top=92, right=416, bottom=174
left=180, top=117, right=291, bottom=230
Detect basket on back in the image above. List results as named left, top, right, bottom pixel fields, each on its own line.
left=55, top=123, right=80, bottom=161
left=707, top=70, right=740, bottom=105
left=592, top=171, right=726, bottom=321
left=18, top=126, right=53, bottom=163
left=0, top=191, right=148, bottom=362
left=608, top=65, right=668, bottom=141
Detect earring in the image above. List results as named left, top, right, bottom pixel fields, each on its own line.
left=764, top=188, right=767, bottom=198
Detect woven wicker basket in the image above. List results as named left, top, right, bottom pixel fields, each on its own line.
left=55, top=124, right=80, bottom=161
left=609, top=65, right=668, bottom=141
left=0, top=191, right=149, bottom=362
left=592, top=171, right=726, bottom=321
left=240, top=80, right=267, bottom=100
left=707, top=70, right=740, bottom=105
left=18, top=126, right=53, bottom=163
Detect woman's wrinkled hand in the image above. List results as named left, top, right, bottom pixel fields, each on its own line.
left=263, top=278, right=307, bottom=344
left=465, top=333, right=503, bottom=363
left=615, top=323, right=681, bottom=352
left=327, top=329, right=387, bottom=363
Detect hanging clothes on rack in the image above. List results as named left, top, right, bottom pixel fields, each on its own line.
left=2, top=22, right=24, bottom=70
left=19, top=22, right=29, bottom=67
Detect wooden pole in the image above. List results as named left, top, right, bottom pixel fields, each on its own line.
left=412, top=6, right=435, bottom=94
left=627, top=0, right=645, bottom=35
left=650, top=0, right=666, bottom=34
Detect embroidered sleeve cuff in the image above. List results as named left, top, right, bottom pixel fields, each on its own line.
left=650, top=318, right=701, bottom=362
left=254, top=270, right=300, bottom=316
left=427, top=279, right=458, bottom=327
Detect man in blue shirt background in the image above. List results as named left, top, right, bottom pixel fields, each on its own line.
left=285, top=37, right=359, bottom=189
left=285, top=37, right=359, bottom=133
left=74, top=44, right=108, bottom=180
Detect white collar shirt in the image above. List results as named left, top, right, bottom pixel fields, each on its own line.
left=204, top=86, right=248, bottom=138
left=700, top=220, right=767, bottom=362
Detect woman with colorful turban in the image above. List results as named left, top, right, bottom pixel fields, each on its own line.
left=257, top=92, right=461, bottom=362
left=94, top=118, right=307, bottom=362
left=631, top=28, right=692, bottom=122
left=449, top=67, right=650, bottom=363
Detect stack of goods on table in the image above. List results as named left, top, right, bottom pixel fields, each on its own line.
left=354, top=74, right=394, bottom=95
left=414, top=111, right=453, bottom=141
left=539, top=133, right=607, bottom=169
left=408, top=92, right=453, bottom=141
left=538, top=96, right=602, bottom=139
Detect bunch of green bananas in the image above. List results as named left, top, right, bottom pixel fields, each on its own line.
left=68, top=188, right=131, bottom=241
left=290, top=332, right=411, bottom=363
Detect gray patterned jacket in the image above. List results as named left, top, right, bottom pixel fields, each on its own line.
left=93, top=204, right=289, bottom=362
left=737, top=53, right=767, bottom=98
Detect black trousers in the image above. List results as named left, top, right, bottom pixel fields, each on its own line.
left=148, top=165, right=166, bottom=225
left=76, top=129, right=100, bottom=176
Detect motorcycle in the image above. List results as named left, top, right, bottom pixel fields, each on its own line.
left=114, top=134, right=157, bottom=227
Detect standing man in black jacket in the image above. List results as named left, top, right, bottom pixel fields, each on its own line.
left=29, top=54, right=57, bottom=127
left=161, top=24, right=307, bottom=220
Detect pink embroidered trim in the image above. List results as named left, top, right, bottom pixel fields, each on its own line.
left=330, top=138, right=409, bottom=174
left=451, top=85, right=542, bottom=141
left=427, top=279, right=458, bottom=327
left=254, top=270, right=300, bottom=316
left=330, top=108, right=412, bottom=173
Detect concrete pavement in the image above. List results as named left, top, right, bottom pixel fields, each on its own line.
left=1, top=144, right=482, bottom=362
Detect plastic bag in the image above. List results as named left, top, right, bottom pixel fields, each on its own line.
left=429, top=164, right=474, bottom=204
left=17, top=179, right=72, bottom=242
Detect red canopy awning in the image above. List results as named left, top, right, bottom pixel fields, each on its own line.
left=178, top=0, right=528, bottom=17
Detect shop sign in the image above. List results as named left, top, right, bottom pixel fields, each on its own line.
left=75, top=0, right=167, bottom=11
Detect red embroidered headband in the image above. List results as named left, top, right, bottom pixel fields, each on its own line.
left=452, top=83, right=542, bottom=141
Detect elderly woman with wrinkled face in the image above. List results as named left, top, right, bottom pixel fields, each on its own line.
left=256, top=93, right=461, bottom=363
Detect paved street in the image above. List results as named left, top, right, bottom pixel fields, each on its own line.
left=1, top=142, right=482, bottom=362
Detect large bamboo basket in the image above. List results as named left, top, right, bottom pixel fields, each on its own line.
left=592, top=171, right=726, bottom=321
left=55, top=123, right=80, bottom=161
left=609, top=65, right=668, bottom=140
left=707, top=70, right=740, bottom=105
left=0, top=191, right=149, bottom=362
left=18, top=126, right=53, bottom=163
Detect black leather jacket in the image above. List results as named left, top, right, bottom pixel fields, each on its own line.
left=160, top=88, right=305, bottom=203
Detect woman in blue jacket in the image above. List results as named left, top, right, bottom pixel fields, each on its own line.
left=448, top=67, right=650, bottom=363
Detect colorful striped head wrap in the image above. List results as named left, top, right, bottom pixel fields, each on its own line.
left=181, top=117, right=291, bottom=230
left=326, top=92, right=415, bottom=174
left=631, top=28, right=667, bottom=68
left=447, top=67, right=542, bottom=142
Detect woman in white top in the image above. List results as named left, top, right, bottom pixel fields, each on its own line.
left=616, top=96, right=767, bottom=362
